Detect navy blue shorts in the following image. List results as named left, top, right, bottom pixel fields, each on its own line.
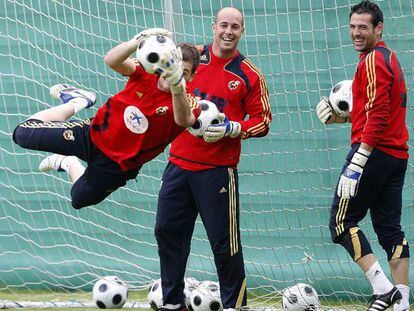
left=13, top=119, right=139, bottom=208
left=329, top=144, right=408, bottom=249
left=157, top=162, right=240, bottom=243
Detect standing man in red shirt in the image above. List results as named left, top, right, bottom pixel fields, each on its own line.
left=155, top=7, right=271, bottom=311
left=316, top=1, right=409, bottom=310
left=13, top=29, right=203, bottom=209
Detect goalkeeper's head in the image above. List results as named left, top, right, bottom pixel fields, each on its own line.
left=212, top=7, right=244, bottom=58
left=178, top=43, right=200, bottom=82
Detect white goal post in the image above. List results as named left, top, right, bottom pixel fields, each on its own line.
left=1, top=0, right=413, bottom=309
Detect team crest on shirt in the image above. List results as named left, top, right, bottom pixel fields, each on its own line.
left=63, top=130, right=74, bottom=141
left=123, top=106, right=149, bottom=134
left=228, top=80, right=240, bottom=91
left=156, top=106, right=169, bottom=115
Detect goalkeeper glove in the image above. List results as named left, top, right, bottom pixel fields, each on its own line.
left=337, top=146, right=371, bottom=198
left=203, top=117, right=241, bottom=143
left=128, top=28, right=172, bottom=50
left=154, top=47, right=186, bottom=95
left=316, top=96, right=349, bottom=124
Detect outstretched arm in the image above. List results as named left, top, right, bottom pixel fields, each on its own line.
left=104, top=28, right=172, bottom=76
left=154, top=47, right=198, bottom=128
left=172, top=93, right=198, bottom=128
left=103, top=40, right=138, bottom=76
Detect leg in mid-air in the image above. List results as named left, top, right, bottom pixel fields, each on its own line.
left=39, top=153, right=85, bottom=184
left=12, top=83, right=109, bottom=208
left=31, top=83, right=96, bottom=122
left=13, top=83, right=97, bottom=184
left=13, top=83, right=96, bottom=155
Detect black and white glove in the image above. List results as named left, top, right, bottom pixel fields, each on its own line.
left=337, top=146, right=371, bottom=198
left=129, top=28, right=172, bottom=50
left=316, top=96, right=348, bottom=124
left=203, top=117, right=241, bottom=143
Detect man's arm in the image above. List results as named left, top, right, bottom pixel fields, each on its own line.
left=103, top=40, right=138, bottom=76
left=203, top=66, right=272, bottom=143
left=154, top=48, right=198, bottom=128
left=104, top=28, right=172, bottom=76
left=172, top=93, right=198, bottom=128
left=240, top=71, right=272, bottom=139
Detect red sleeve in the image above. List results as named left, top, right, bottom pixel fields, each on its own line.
left=188, top=94, right=202, bottom=119
left=361, top=50, right=392, bottom=147
left=239, top=60, right=272, bottom=139
left=125, top=63, right=145, bottom=81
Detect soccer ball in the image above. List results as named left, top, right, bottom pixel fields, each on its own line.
left=136, top=35, right=177, bottom=74
left=147, top=279, right=163, bottom=310
left=188, top=100, right=224, bottom=138
left=92, top=276, right=128, bottom=309
left=190, top=281, right=223, bottom=311
left=329, top=79, right=353, bottom=117
left=184, top=277, right=201, bottom=311
left=282, top=283, right=320, bottom=311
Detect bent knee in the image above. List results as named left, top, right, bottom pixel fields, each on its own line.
left=70, top=186, right=104, bottom=209
left=70, top=173, right=120, bottom=209
left=335, top=227, right=373, bottom=261
left=383, top=238, right=410, bottom=261
left=70, top=192, right=105, bottom=209
left=71, top=199, right=89, bottom=210
left=13, top=125, right=30, bottom=148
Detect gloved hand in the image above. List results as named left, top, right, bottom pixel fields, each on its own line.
left=316, top=96, right=349, bottom=124
left=203, top=117, right=241, bottom=143
left=129, top=28, right=172, bottom=50
left=154, top=47, right=186, bottom=95
left=337, top=146, right=371, bottom=198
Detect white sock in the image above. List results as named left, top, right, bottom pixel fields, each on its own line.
left=393, top=284, right=410, bottom=311
left=365, top=261, right=394, bottom=294
left=163, top=303, right=182, bottom=310
left=60, top=156, right=79, bottom=172
left=69, top=98, right=89, bottom=114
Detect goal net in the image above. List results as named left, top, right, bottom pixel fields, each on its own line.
left=1, top=0, right=413, bottom=309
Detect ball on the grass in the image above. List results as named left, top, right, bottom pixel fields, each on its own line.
left=92, top=276, right=128, bottom=309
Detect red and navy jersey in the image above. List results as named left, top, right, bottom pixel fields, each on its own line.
left=90, top=65, right=200, bottom=171
left=351, top=41, right=408, bottom=159
left=169, top=44, right=272, bottom=171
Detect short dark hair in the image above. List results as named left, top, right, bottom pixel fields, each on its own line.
left=350, top=0, right=383, bottom=28
left=178, top=43, right=200, bottom=75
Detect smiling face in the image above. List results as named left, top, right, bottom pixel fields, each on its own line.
left=212, top=7, right=244, bottom=58
left=350, top=13, right=382, bottom=53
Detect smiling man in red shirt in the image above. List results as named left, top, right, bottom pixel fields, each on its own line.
left=155, top=7, right=272, bottom=311
left=316, top=1, right=409, bottom=310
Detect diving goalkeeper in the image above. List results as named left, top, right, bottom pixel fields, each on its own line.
left=13, top=29, right=203, bottom=209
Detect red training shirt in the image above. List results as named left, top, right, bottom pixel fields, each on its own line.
left=169, top=45, right=272, bottom=171
left=90, top=65, right=200, bottom=171
left=351, top=41, right=408, bottom=159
